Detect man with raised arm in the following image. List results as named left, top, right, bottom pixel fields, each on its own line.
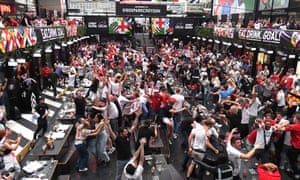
left=123, top=138, right=147, bottom=180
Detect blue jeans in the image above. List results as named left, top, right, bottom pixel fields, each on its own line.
left=97, top=130, right=110, bottom=162
left=280, top=144, right=292, bottom=169
left=150, top=109, right=160, bottom=122
left=87, top=137, right=97, bottom=159
left=173, top=112, right=182, bottom=134
left=141, top=103, right=149, bottom=116
left=202, top=93, right=208, bottom=106
left=75, top=143, right=89, bottom=170
left=115, top=159, right=129, bottom=180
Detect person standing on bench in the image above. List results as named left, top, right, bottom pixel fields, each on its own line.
left=32, top=96, right=49, bottom=140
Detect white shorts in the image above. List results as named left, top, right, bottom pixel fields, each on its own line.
left=163, top=117, right=173, bottom=127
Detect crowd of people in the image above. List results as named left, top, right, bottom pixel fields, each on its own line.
left=31, top=37, right=298, bottom=180
left=0, top=12, right=82, bottom=28
left=0, top=34, right=300, bottom=180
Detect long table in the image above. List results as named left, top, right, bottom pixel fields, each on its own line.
left=121, top=154, right=182, bottom=180
left=22, top=160, right=58, bottom=180
left=143, top=154, right=182, bottom=180
left=30, top=124, right=73, bottom=159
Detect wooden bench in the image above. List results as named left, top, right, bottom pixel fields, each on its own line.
left=57, top=175, right=70, bottom=180
left=57, top=145, right=76, bottom=174
left=58, top=145, right=76, bottom=166
left=16, top=140, right=34, bottom=162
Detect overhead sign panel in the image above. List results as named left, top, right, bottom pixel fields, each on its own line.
left=84, top=16, right=108, bottom=35
left=116, top=2, right=167, bottom=16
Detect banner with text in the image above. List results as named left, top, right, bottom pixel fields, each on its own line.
left=35, top=27, right=66, bottom=43
left=238, top=28, right=282, bottom=44
left=214, top=27, right=235, bottom=39
left=84, top=16, right=108, bottom=35
left=116, top=2, right=166, bottom=16
left=172, top=18, right=194, bottom=35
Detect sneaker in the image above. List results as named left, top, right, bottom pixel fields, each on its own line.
left=286, top=168, right=293, bottom=173
left=169, top=140, right=173, bottom=145
left=78, top=168, right=88, bottom=172
left=294, top=174, right=300, bottom=179
left=205, top=171, right=210, bottom=176
left=108, top=147, right=116, bottom=154
left=173, top=134, right=178, bottom=139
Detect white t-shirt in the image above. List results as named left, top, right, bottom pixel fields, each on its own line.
left=191, top=124, right=207, bottom=151
left=171, top=93, right=185, bottom=110
left=103, top=102, right=119, bottom=120
left=101, top=85, right=111, bottom=99
left=226, top=142, right=242, bottom=176
left=241, top=108, right=250, bottom=124
left=123, top=159, right=144, bottom=180
left=254, top=125, right=274, bottom=149
left=68, top=72, right=76, bottom=87
left=248, top=98, right=261, bottom=116
left=118, top=95, right=129, bottom=111
left=110, top=80, right=121, bottom=96
left=276, top=90, right=286, bottom=107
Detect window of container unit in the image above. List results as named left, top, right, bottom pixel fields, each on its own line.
left=257, top=52, right=270, bottom=65
left=286, top=56, right=297, bottom=70
left=45, top=52, right=53, bottom=68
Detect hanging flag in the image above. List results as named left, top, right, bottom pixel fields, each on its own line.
left=151, top=18, right=174, bottom=35
left=108, top=17, right=132, bottom=34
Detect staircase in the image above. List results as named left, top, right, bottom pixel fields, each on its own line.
left=134, top=33, right=156, bottom=54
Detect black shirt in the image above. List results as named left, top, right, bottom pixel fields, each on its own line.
left=226, top=109, right=242, bottom=131
left=75, top=97, right=86, bottom=116
left=35, top=103, right=49, bottom=121
left=115, top=134, right=131, bottom=160
left=163, top=105, right=173, bottom=118
left=137, top=126, right=155, bottom=154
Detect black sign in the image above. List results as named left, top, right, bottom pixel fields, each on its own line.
left=172, top=18, right=194, bottom=36
left=35, top=27, right=66, bottom=43
left=238, top=28, right=281, bottom=44
left=116, top=2, right=166, bottom=16
left=84, top=16, right=108, bottom=35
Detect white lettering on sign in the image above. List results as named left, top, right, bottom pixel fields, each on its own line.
left=185, top=24, right=193, bottom=29
left=88, top=22, right=97, bottom=28
left=262, top=30, right=281, bottom=43
left=246, top=29, right=262, bottom=41
left=40, top=28, right=65, bottom=42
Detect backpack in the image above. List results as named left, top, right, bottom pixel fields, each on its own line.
left=203, top=135, right=228, bottom=166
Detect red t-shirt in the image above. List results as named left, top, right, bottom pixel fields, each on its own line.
left=257, top=164, right=281, bottom=180
left=149, top=94, right=162, bottom=110
left=285, top=124, right=300, bottom=149
left=271, top=74, right=279, bottom=82
left=247, top=129, right=257, bottom=145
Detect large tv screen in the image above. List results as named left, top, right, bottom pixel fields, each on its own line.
left=212, top=0, right=255, bottom=16
left=258, top=0, right=289, bottom=10
left=151, top=18, right=174, bottom=35
left=108, top=17, right=133, bottom=35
